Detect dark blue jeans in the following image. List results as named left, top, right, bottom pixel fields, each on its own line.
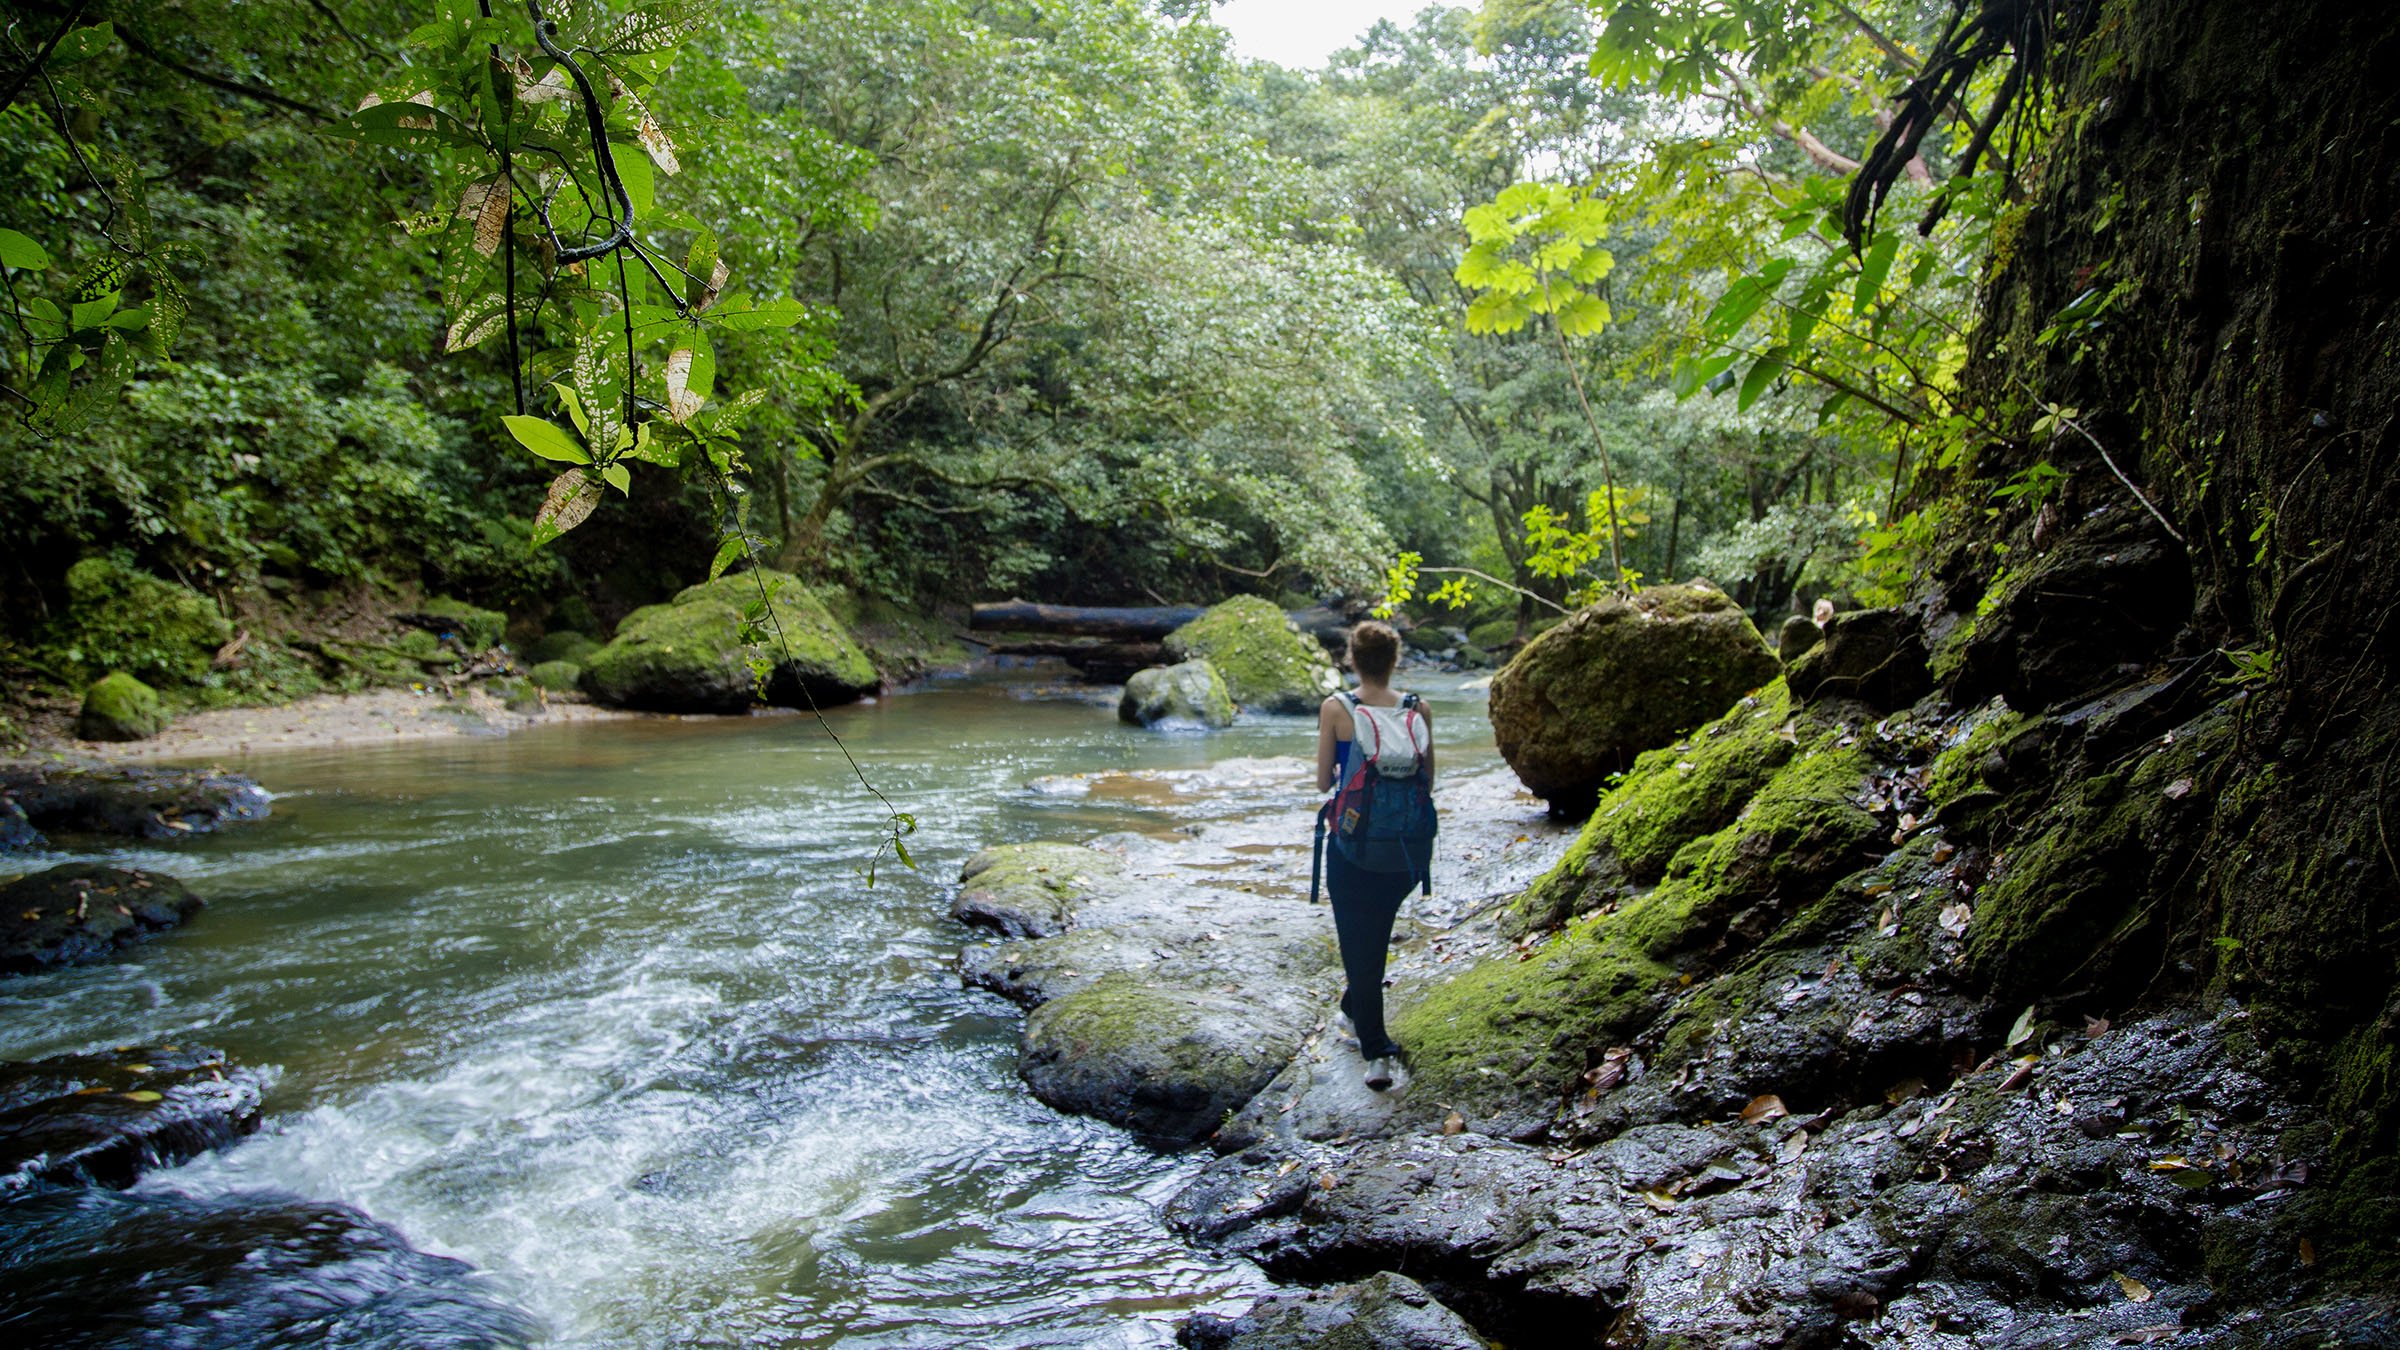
left=1326, top=847, right=1417, bottom=1059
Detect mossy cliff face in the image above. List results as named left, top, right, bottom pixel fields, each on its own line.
left=580, top=570, right=876, bottom=714
left=1397, top=693, right=1881, bottom=1124
left=47, top=559, right=231, bottom=687
left=1485, top=583, right=1779, bottom=813
left=1164, top=596, right=1340, bottom=714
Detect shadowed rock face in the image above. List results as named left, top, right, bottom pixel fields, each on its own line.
left=0, top=1044, right=263, bottom=1190
left=1487, top=584, right=1779, bottom=815
left=1179, top=1270, right=1490, bottom=1350
left=0, top=1187, right=541, bottom=1349
left=0, top=764, right=270, bottom=852
left=0, top=865, right=203, bottom=975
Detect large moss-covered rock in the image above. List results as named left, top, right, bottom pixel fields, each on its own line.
left=527, top=660, right=583, bottom=693
left=399, top=597, right=506, bottom=651
left=1164, top=596, right=1340, bottom=714
left=526, top=630, right=602, bottom=666
left=0, top=865, right=202, bottom=975
left=580, top=570, right=877, bottom=714
left=48, top=558, right=231, bottom=686
left=1119, top=660, right=1236, bottom=729
left=1020, top=971, right=1313, bottom=1147
left=1486, top=582, right=1778, bottom=813
left=77, top=673, right=166, bottom=742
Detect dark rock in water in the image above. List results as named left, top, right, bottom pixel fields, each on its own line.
left=1488, top=583, right=1779, bottom=814
left=1783, top=606, right=1931, bottom=710
left=0, top=1044, right=263, bottom=1189
left=0, top=763, right=270, bottom=850
left=0, top=1186, right=541, bottom=1348
left=0, top=865, right=203, bottom=975
left=1180, top=1271, right=1490, bottom=1349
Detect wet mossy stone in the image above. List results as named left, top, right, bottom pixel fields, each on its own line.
left=399, top=597, right=507, bottom=651
left=953, top=842, right=1126, bottom=939
left=1164, top=596, right=1341, bottom=714
left=527, top=630, right=601, bottom=666
left=527, top=660, right=582, bottom=693
left=1785, top=607, right=1932, bottom=711
left=1119, top=660, right=1236, bottom=729
left=580, top=569, right=877, bottom=714
left=1018, top=969, right=1308, bottom=1146
left=48, top=557, right=231, bottom=686
left=1778, top=613, right=1824, bottom=663
left=0, top=864, right=203, bottom=975
left=1487, top=582, right=1780, bottom=814
left=77, top=672, right=167, bottom=742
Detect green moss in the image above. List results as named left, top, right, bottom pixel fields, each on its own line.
left=77, top=672, right=167, bottom=741
left=1163, top=595, right=1338, bottom=714
left=823, top=589, right=971, bottom=681
left=550, top=595, right=601, bottom=635
left=394, top=628, right=446, bottom=661
left=528, top=631, right=602, bottom=666
left=582, top=569, right=875, bottom=713
left=1507, top=681, right=1803, bottom=933
left=47, top=558, right=231, bottom=687
left=528, top=660, right=582, bottom=692
left=1408, top=727, right=1879, bottom=1115
left=408, top=596, right=506, bottom=650
left=487, top=676, right=544, bottom=712
left=1926, top=703, right=2031, bottom=808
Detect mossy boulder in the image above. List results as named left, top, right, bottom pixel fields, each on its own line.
left=1019, top=971, right=1308, bottom=1146
left=49, top=558, right=230, bottom=686
left=1182, top=1271, right=1492, bottom=1350
left=399, top=597, right=506, bottom=651
left=1784, top=606, right=1932, bottom=710
left=1776, top=613, right=1823, bottom=662
left=1119, top=660, right=1235, bottom=729
left=1397, top=722, right=1879, bottom=1123
left=527, top=630, right=601, bottom=666
left=527, top=660, right=583, bottom=693
left=1467, top=618, right=1523, bottom=651
left=1486, top=582, right=1780, bottom=814
left=953, top=842, right=1126, bottom=938
left=1163, top=596, right=1341, bottom=714
left=580, top=570, right=877, bottom=714
left=77, top=673, right=167, bottom=742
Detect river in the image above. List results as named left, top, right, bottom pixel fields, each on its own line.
left=0, top=670, right=1500, bottom=1347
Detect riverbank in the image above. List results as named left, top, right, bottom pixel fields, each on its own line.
left=3, top=685, right=646, bottom=766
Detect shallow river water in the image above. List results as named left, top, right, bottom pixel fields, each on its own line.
left=0, top=671, right=1499, bottom=1347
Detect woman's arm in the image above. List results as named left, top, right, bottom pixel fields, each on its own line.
left=1315, top=694, right=1350, bottom=792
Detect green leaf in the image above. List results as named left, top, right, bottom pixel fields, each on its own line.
left=70, top=294, right=118, bottom=330
left=105, top=307, right=152, bottom=331
left=1702, top=259, right=1792, bottom=341
left=601, top=463, right=631, bottom=495
left=1855, top=233, right=1899, bottom=312
left=707, top=296, right=808, bottom=331
left=0, top=228, right=50, bottom=271
left=337, top=99, right=482, bottom=151
left=608, top=141, right=655, bottom=216
left=50, top=22, right=115, bottom=65
left=503, top=415, right=590, bottom=464
left=707, top=535, right=748, bottom=581
left=1737, top=354, right=1785, bottom=411
left=1671, top=350, right=1740, bottom=399
left=1554, top=292, right=1612, bottom=337
left=553, top=384, right=592, bottom=439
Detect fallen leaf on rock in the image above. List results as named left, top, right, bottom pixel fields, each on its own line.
left=1584, top=1046, right=1635, bottom=1092
left=2113, top=1271, right=2154, bottom=1303
left=1932, top=839, right=1957, bottom=864
left=1318, top=1171, right=1339, bottom=1191
left=1781, top=1129, right=1809, bottom=1161
left=2299, top=1238, right=2317, bottom=1267
left=1999, top=1057, right=2038, bottom=1091
left=2117, top=1326, right=2180, bottom=1344
left=1638, top=1188, right=1678, bottom=1211
left=1884, top=1077, right=1926, bottom=1106
left=2085, top=1015, right=2112, bottom=1038
left=2163, top=778, right=2194, bottom=800
left=1830, top=1290, right=1880, bottom=1318
left=1276, top=1159, right=1299, bottom=1177
left=121, top=1090, right=163, bottom=1103
left=2006, top=1005, right=2039, bottom=1048
left=1443, top=1111, right=1466, bottom=1135
left=1879, top=907, right=1900, bottom=937
left=1938, top=902, right=1974, bottom=936
left=1740, top=1094, right=1789, bottom=1124
left=1863, top=881, right=1895, bottom=898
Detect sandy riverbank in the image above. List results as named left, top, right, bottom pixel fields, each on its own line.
left=10, top=687, right=645, bottom=765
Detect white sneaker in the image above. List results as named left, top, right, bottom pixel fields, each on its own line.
left=1363, top=1056, right=1396, bottom=1091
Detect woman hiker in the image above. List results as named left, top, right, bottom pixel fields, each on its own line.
left=1314, top=620, right=1436, bottom=1091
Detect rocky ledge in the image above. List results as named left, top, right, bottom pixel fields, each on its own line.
left=0, top=1044, right=264, bottom=1190
left=1, top=763, right=270, bottom=852
left=0, top=865, right=203, bottom=975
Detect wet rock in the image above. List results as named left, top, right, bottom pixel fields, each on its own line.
left=0, top=865, right=202, bottom=975
left=1777, top=613, right=1823, bottom=663
left=581, top=569, right=877, bottom=714
left=1180, top=1271, right=1491, bottom=1350
left=1487, top=583, right=1779, bottom=814
left=1120, top=659, right=1236, bottom=730
left=953, top=842, right=1125, bottom=938
left=77, top=672, right=167, bottom=742
left=1165, top=596, right=1343, bottom=714
left=0, top=764, right=271, bottom=851
left=1946, top=509, right=2191, bottom=712
left=1783, top=607, right=1932, bottom=711
left=0, top=1187, right=540, bottom=1348
left=0, top=1044, right=263, bottom=1190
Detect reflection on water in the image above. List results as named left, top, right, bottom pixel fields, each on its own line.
left=0, top=672, right=1495, bottom=1347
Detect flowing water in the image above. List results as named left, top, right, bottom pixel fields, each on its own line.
left=0, top=670, right=1499, bottom=1348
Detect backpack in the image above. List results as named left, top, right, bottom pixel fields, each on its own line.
left=1311, top=692, right=1437, bottom=903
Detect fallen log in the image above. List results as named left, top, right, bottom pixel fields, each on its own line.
left=976, top=638, right=1165, bottom=683
left=970, top=601, right=1205, bottom=640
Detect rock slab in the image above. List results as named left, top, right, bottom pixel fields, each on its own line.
left=0, top=865, right=202, bottom=975
left=1487, top=582, right=1778, bottom=812
left=1180, top=1271, right=1491, bottom=1350
left=0, top=1044, right=263, bottom=1190
left=0, top=764, right=271, bottom=851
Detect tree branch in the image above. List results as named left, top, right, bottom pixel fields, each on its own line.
left=115, top=26, right=328, bottom=120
